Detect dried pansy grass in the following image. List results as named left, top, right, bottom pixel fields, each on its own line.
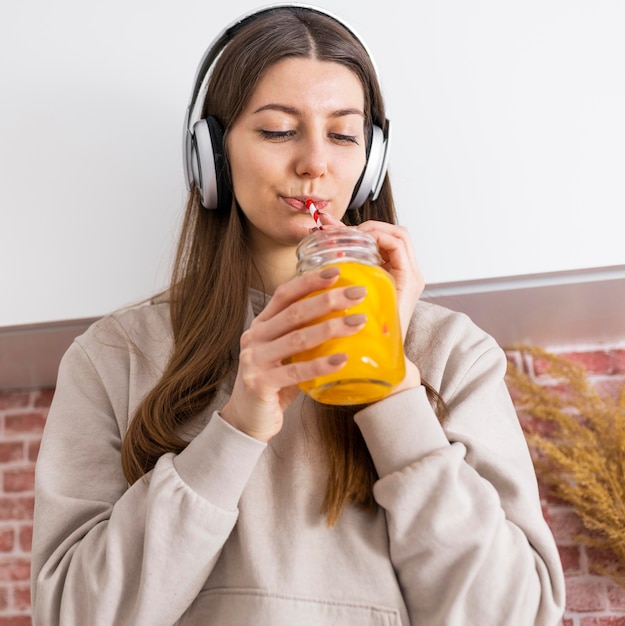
left=506, top=346, right=625, bottom=586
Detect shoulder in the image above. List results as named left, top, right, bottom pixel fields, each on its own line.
left=53, top=297, right=173, bottom=427
left=406, top=300, right=505, bottom=393
left=407, top=300, right=499, bottom=354
left=70, top=296, right=173, bottom=370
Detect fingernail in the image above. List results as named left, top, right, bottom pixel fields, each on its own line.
left=328, top=353, right=347, bottom=365
left=344, top=313, right=367, bottom=327
left=344, top=286, right=367, bottom=300
left=320, top=267, right=340, bottom=279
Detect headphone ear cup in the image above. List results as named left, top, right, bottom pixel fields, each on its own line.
left=348, top=123, right=390, bottom=210
left=192, top=116, right=231, bottom=210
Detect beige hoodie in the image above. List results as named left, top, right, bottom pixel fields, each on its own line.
left=31, top=293, right=565, bottom=625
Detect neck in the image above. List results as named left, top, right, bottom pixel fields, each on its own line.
left=250, top=243, right=298, bottom=294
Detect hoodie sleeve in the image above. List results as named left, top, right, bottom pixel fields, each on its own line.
left=354, top=315, right=566, bottom=626
left=30, top=332, right=266, bottom=626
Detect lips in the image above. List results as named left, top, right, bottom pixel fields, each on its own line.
left=283, top=196, right=327, bottom=212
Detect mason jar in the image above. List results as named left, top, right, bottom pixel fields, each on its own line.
left=290, top=228, right=405, bottom=405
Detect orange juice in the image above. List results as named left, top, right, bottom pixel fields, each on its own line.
left=291, top=229, right=405, bottom=405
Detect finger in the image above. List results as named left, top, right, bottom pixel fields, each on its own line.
left=255, top=351, right=353, bottom=397
left=357, top=219, right=412, bottom=244
left=256, top=267, right=340, bottom=322
left=234, top=350, right=349, bottom=412
left=358, top=223, right=421, bottom=277
left=317, top=212, right=346, bottom=229
left=278, top=352, right=349, bottom=388
left=378, top=232, right=420, bottom=277
left=242, top=311, right=367, bottom=369
left=358, top=221, right=416, bottom=263
left=355, top=222, right=425, bottom=335
left=254, top=280, right=367, bottom=343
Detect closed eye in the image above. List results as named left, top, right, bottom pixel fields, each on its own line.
left=258, top=130, right=360, bottom=145
left=330, top=133, right=359, bottom=145
left=259, top=130, right=295, bottom=141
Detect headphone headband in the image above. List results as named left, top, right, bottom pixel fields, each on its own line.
left=183, top=3, right=391, bottom=210
left=186, top=4, right=380, bottom=131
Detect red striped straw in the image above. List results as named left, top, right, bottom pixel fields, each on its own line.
left=306, top=199, right=322, bottom=228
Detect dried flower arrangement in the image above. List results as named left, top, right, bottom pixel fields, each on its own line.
left=505, top=346, right=625, bottom=586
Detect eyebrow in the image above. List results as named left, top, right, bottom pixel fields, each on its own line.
left=253, top=103, right=365, bottom=118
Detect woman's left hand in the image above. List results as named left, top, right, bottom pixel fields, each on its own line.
left=317, top=214, right=424, bottom=393
left=317, top=215, right=424, bottom=338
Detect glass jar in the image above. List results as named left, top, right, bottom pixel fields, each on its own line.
left=290, top=228, right=405, bottom=405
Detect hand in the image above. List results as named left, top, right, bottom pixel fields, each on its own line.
left=221, top=268, right=368, bottom=442
left=318, top=213, right=424, bottom=395
left=318, top=214, right=424, bottom=339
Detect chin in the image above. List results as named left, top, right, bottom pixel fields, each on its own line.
left=278, top=224, right=312, bottom=247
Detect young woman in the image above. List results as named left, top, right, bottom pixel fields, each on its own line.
left=31, top=5, right=566, bottom=625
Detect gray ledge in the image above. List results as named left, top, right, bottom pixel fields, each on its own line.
left=2, top=265, right=625, bottom=391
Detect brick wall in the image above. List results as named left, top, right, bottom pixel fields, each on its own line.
left=507, top=346, right=625, bottom=626
left=0, top=388, right=51, bottom=626
left=1, top=346, right=624, bottom=625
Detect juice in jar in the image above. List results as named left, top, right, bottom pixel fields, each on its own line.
left=291, top=259, right=405, bottom=405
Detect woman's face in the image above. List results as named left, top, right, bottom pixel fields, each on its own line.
left=227, top=57, right=367, bottom=253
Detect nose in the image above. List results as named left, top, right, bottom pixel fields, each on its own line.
left=295, top=135, right=328, bottom=179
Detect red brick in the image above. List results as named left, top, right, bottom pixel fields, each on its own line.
left=565, top=577, right=608, bottom=612
left=552, top=381, right=588, bottom=404
left=612, top=350, right=625, bottom=374
left=518, top=411, right=559, bottom=438
left=607, top=580, right=625, bottom=611
left=0, top=498, right=34, bottom=522
left=544, top=349, right=625, bottom=378
left=532, top=355, right=560, bottom=377
left=0, top=558, right=30, bottom=583
left=531, top=349, right=625, bottom=378
left=538, top=482, right=552, bottom=504
left=12, top=583, right=30, bottom=611
left=547, top=506, right=588, bottom=543
left=560, top=350, right=615, bottom=375
left=540, top=484, right=570, bottom=507
left=0, top=529, right=14, bottom=553
left=4, top=414, right=46, bottom=437
left=580, top=617, right=625, bottom=626
left=18, top=526, right=32, bottom=553
left=0, top=393, right=30, bottom=411
left=3, top=469, right=35, bottom=494
left=0, top=443, right=24, bottom=465
left=563, top=619, right=574, bottom=626
left=559, top=544, right=583, bottom=575
left=506, top=383, right=525, bottom=405
left=0, top=586, right=8, bottom=610
left=515, top=378, right=580, bottom=406
left=0, top=617, right=33, bottom=626
left=593, top=377, right=625, bottom=400
left=587, top=546, right=625, bottom=579
left=33, top=388, right=54, bottom=409
left=26, top=441, right=40, bottom=464
left=504, top=349, right=526, bottom=372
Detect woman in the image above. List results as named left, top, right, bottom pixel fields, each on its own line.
left=31, top=5, right=565, bottom=625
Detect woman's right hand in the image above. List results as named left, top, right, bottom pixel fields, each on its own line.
left=220, top=267, right=367, bottom=442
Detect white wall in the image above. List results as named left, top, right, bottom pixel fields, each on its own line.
left=2, top=0, right=625, bottom=328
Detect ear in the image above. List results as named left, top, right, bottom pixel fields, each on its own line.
left=348, top=122, right=390, bottom=210
left=191, top=115, right=232, bottom=210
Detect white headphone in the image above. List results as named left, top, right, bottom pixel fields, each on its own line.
left=182, top=3, right=391, bottom=211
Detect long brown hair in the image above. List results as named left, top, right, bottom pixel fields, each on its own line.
left=121, top=7, right=446, bottom=523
